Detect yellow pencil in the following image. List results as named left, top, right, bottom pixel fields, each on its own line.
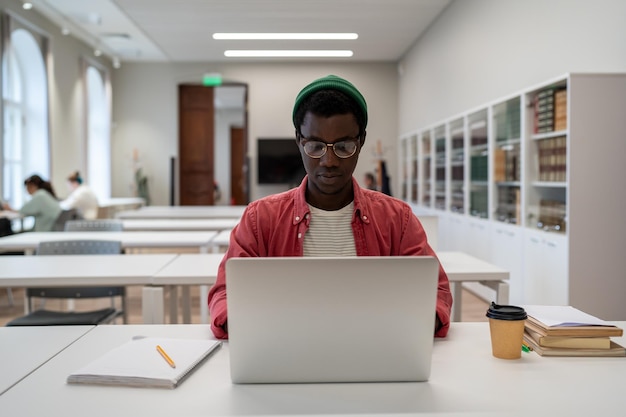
left=156, top=345, right=176, bottom=368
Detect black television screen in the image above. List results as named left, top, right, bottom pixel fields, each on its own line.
left=257, top=138, right=305, bottom=185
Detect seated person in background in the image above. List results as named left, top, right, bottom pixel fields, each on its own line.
left=363, top=171, right=377, bottom=190
left=208, top=75, right=452, bottom=339
left=2, top=174, right=61, bottom=232
left=60, top=171, right=99, bottom=219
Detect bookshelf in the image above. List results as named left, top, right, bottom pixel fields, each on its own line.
left=399, top=73, right=626, bottom=319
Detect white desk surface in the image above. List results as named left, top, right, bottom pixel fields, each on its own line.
left=116, top=205, right=247, bottom=219
left=211, top=229, right=231, bottom=248
left=121, top=218, right=239, bottom=232
left=98, top=197, right=145, bottom=208
left=0, top=210, right=22, bottom=220
left=152, top=253, right=223, bottom=285
left=438, top=251, right=508, bottom=282
left=0, top=254, right=178, bottom=287
left=0, top=231, right=217, bottom=253
left=1, top=322, right=625, bottom=416
left=0, top=325, right=94, bottom=396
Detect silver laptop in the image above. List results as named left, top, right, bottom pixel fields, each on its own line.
left=226, top=256, right=439, bottom=384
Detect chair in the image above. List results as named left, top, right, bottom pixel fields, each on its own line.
left=5, top=240, right=127, bottom=326
left=52, top=209, right=83, bottom=231
left=64, top=219, right=124, bottom=232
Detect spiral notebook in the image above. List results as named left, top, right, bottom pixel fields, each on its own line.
left=67, top=337, right=222, bottom=389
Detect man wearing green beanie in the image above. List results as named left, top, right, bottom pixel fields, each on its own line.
left=208, top=75, right=452, bottom=339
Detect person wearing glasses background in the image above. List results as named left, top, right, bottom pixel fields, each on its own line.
left=208, top=75, right=452, bottom=339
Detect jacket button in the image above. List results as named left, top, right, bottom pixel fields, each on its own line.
left=298, top=233, right=302, bottom=239
left=295, top=216, right=300, bottom=221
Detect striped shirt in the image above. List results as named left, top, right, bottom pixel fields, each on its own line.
left=303, top=202, right=356, bottom=257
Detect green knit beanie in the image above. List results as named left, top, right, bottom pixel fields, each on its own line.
left=292, top=74, right=368, bottom=129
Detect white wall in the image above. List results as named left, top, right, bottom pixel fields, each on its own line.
left=398, top=0, right=626, bottom=134
left=111, top=62, right=398, bottom=204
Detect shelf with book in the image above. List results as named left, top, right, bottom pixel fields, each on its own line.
left=420, top=130, right=433, bottom=207
left=401, top=73, right=626, bottom=318
left=449, top=118, right=465, bottom=214
left=493, top=97, right=522, bottom=225
left=468, top=110, right=489, bottom=218
left=525, top=80, right=568, bottom=234
left=434, top=125, right=446, bottom=210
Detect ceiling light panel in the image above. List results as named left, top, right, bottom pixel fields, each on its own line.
left=224, top=50, right=353, bottom=58
left=213, top=33, right=358, bottom=40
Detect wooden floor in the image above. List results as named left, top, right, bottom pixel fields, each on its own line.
left=0, top=285, right=489, bottom=326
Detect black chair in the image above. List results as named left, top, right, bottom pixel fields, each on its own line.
left=5, top=240, right=127, bottom=326
left=52, top=209, right=83, bottom=231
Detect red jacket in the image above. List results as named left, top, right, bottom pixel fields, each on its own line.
left=208, top=177, right=453, bottom=339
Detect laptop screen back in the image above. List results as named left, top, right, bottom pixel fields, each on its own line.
left=226, top=256, right=440, bottom=384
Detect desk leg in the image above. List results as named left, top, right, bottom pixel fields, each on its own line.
left=480, top=280, right=510, bottom=305
left=169, top=286, right=178, bottom=324
left=142, top=286, right=165, bottom=324
left=182, top=286, right=191, bottom=323
left=200, top=285, right=209, bottom=324
left=451, top=282, right=463, bottom=322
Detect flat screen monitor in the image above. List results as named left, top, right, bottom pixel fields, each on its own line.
left=257, top=138, right=305, bottom=185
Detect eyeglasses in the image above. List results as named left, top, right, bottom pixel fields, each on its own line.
left=299, top=135, right=360, bottom=159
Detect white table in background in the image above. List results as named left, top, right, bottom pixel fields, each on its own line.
left=2, top=322, right=625, bottom=415
left=150, top=253, right=223, bottom=324
left=0, top=254, right=178, bottom=320
left=211, top=229, right=231, bottom=252
left=115, top=205, right=246, bottom=220
left=0, top=325, right=94, bottom=396
left=121, top=218, right=239, bottom=232
left=0, top=231, right=217, bottom=255
left=437, top=251, right=509, bottom=321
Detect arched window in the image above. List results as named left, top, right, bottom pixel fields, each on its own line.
left=1, top=16, right=50, bottom=208
left=84, top=64, right=111, bottom=200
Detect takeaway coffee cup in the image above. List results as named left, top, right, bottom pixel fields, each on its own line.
left=486, top=302, right=528, bottom=359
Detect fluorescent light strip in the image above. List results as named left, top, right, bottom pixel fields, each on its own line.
left=214, top=33, right=358, bottom=40
left=224, top=50, right=353, bottom=58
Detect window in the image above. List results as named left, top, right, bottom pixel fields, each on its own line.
left=84, top=63, right=111, bottom=201
left=1, top=16, right=50, bottom=208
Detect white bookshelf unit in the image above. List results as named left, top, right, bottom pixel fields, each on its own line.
left=400, top=73, right=626, bottom=319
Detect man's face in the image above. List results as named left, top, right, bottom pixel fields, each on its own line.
left=297, top=111, right=364, bottom=210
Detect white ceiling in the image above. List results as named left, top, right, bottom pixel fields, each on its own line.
left=33, top=0, right=451, bottom=63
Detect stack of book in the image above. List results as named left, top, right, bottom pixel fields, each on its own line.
left=533, top=87, right=567, bottom=134
left=523, top=305, right=625, bottom=357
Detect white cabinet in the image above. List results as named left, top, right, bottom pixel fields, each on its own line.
left=400, top=73, right=626, bottom=319
left=523, top=230, right=567, bottom=305
left=491, top=223, right=523, bottom=304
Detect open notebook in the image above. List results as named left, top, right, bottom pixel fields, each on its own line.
left=226, top=256, right=440, bottom=384
left=67, top=337, right=222, bottom=389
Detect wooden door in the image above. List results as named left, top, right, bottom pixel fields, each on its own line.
left=230, top=126, right=248, bottom=205
left=178, top=85, right=214, bottom=205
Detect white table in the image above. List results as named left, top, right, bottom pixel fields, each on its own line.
left=1, top=322, right=625, bottom=416
left=97, top=197, right=145, bottom=219
left=121, top=218, right=239, bottom=232
left=151, top=253, right=223, bottom=324
left=437, top=251, right=510, bottom=321
left=0, top=254, right=178, bottom=320
left=116, top=205, right=246, bottom=219
left=0, top=325, right=94, bottom=396
left=0, top=231, right=217, bottom=255
left=211, top=229, right=231, bottom=252
left=143, top=251, right=509, bottom=325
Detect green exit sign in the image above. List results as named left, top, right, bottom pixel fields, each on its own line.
left=202, top=73, right=222, bottom=86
